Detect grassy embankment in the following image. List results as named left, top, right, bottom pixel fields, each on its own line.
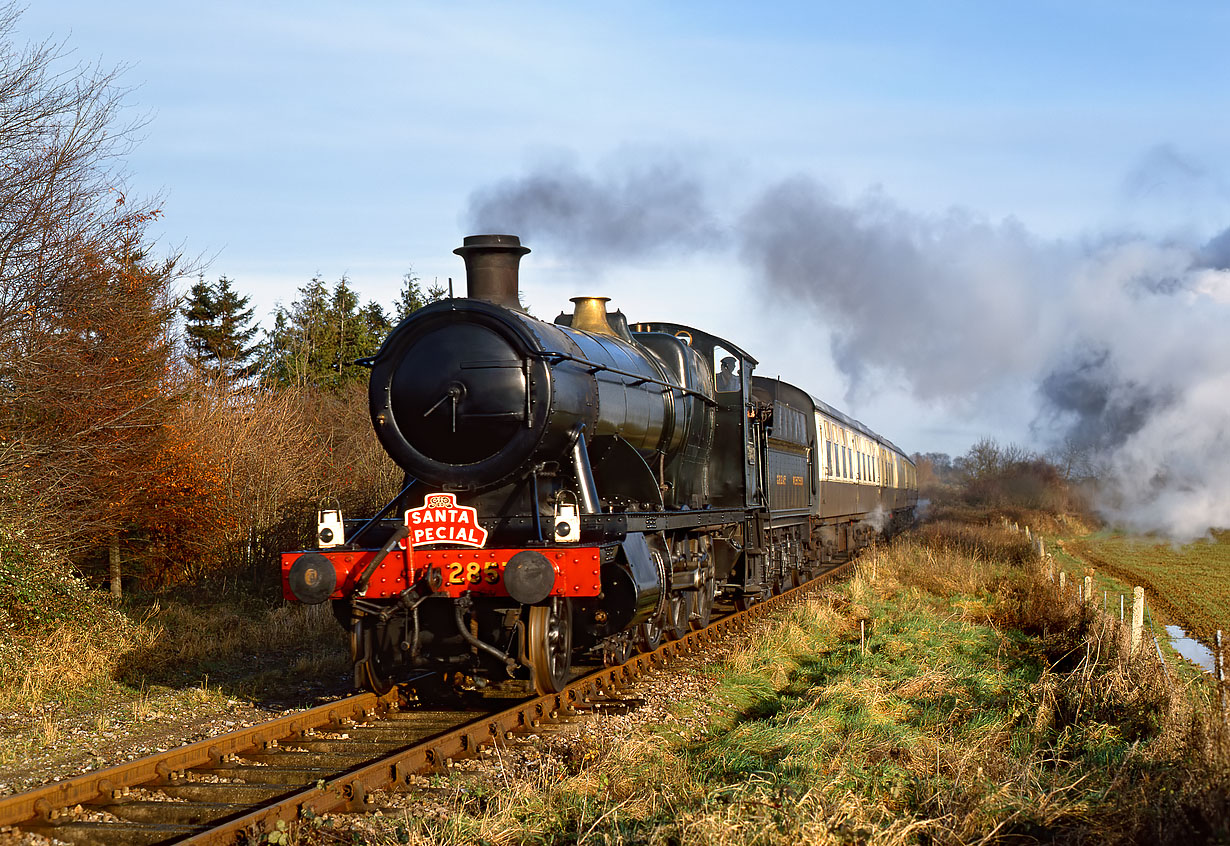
left=0, top=539, right=348, bottom=776
left=293, top=519, right=1229, bottom=846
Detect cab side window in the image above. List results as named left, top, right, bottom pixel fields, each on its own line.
left=714, top=347, right=740, bottom=393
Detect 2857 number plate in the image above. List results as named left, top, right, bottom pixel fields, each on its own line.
left=445, top=560, right=502, bottom=586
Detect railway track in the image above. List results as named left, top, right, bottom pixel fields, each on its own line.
left=0, top=562, right=851, bottom=845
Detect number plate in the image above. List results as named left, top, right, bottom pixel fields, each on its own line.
left=444, top=559, right=504, bottom=587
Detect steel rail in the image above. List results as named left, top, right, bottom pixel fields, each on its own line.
left=1, top=560, right=851, bottom=845
left=0, top=689, right=399, bottom=829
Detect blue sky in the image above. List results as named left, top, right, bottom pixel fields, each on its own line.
left=18, top=2, right=1230, bottom=480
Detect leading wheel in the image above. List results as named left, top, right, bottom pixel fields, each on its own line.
left=351, top=617, right=396, bottom=695
left=527, top=598, right=572, bottom=695
left=639, top=535, right=670, bottom=651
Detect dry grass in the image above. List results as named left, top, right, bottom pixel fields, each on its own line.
left=106, top=598, right=351, bottom=701
left=135, top=599, right=342, bottom=672
left=0, top=612, right=160, bottom=710
left=0, top=595, right=345, bottom=714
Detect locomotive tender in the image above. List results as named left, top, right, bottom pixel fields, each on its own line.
left=282, top=235, right=918, bottom=695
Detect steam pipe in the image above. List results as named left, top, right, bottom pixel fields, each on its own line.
left=571, top=426, right=600, bottom=515
left=453, top=596, right=517, bottom=674
left=530, top=470, right=544, bottom=541
left=354, top=524, right=410, bottom=595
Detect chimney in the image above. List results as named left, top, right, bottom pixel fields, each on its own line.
left=454, top=234, right=530, bottom=310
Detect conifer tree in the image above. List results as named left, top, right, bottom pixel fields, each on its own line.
left=182, top=275, right=260, bottom=381
left=393, top=268, right=447, bottom=322
left=259, top=276, right=392, bottom=390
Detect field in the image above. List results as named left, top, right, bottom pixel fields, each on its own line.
left=1064, top=530, right=1230, bottom=640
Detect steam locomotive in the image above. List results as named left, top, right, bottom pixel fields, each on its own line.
left=282, top=235, right=917, bottom=696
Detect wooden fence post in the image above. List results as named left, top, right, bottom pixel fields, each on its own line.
left=1217, top=630, right=1226, bottom=721
left=1131, top=587, right=1145, bottom=653
left=1083, top=575, right=1093, bottom=606
left=1059, top=571, right=1067, bottom=596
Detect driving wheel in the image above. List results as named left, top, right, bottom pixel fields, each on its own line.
left=689, top=567, right=717, bottom=630
left=664, top=590, right=689, bottom=641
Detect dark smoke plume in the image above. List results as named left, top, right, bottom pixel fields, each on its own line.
left=1036, top=346, right=1171, bottom=453
left=465, top=152, right=722, bottom=263
left=465, top=153, right=1230, bottom=539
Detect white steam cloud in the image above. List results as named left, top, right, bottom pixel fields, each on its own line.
left=466, top=152, right=1230, bottom=541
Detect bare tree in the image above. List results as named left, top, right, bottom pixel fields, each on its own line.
left=0, top=5, right=180, bottom=594
left=959, top=438, right=1003, bottom=483
left=1052, top=435, right=1099, bottom=481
